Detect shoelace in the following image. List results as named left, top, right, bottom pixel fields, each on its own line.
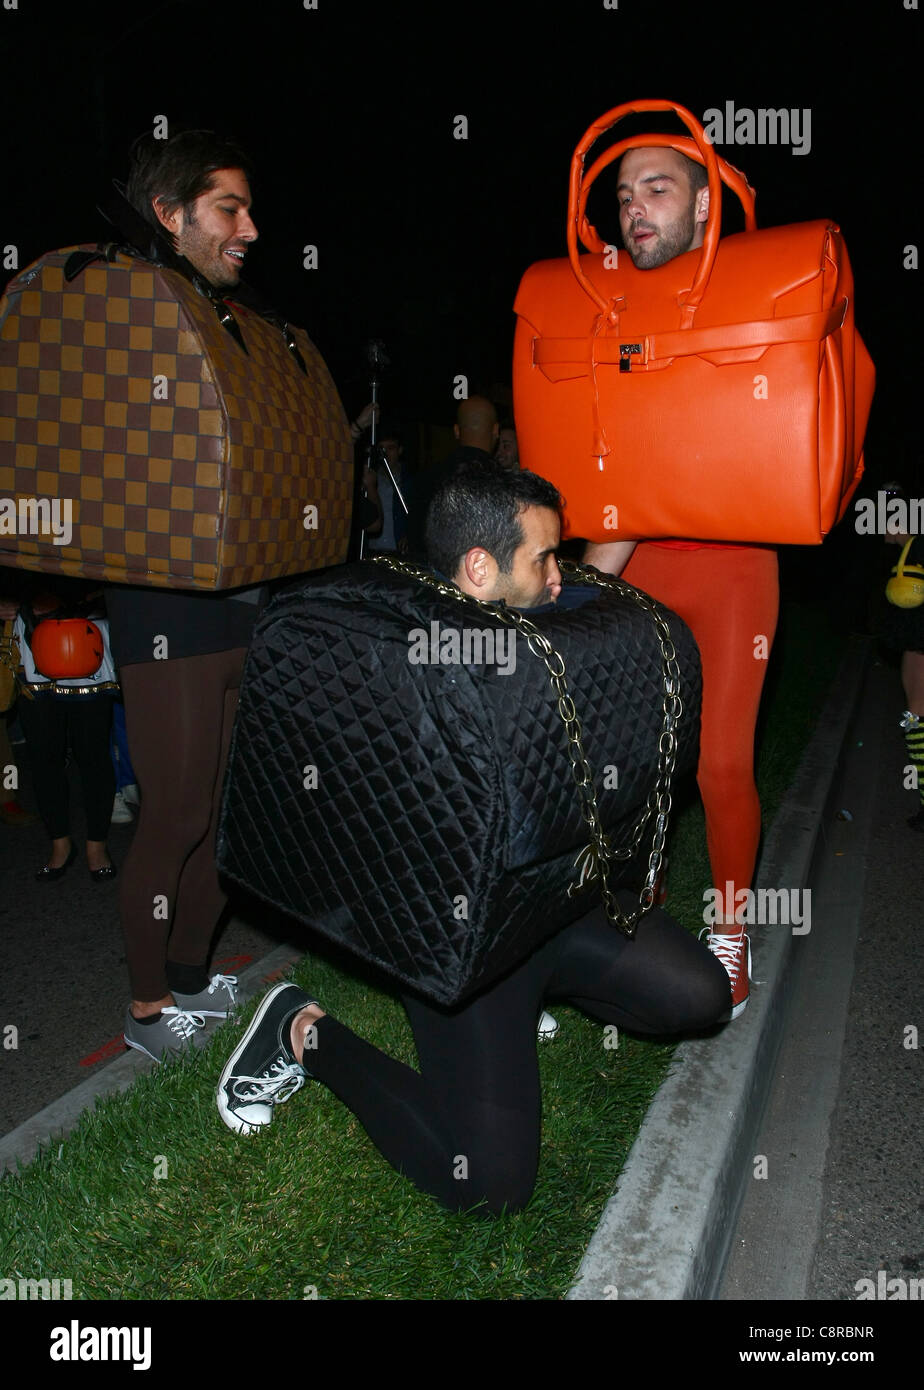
left=207, top=973, right=238, bottom=1000
left=161, top=1007, right=206, bottom=1039
left=700, top=929, right=748, bottom=984
left=232, top=1056, right=306, bottom=1104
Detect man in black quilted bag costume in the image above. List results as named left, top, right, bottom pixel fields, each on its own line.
left=217, top=464, right=730, bottom=1214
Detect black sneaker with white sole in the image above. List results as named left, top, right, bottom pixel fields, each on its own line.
left=216, top=982, right=316, bottom=1135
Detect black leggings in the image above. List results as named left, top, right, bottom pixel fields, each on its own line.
left=17, top=692, right=116, bottom=841
left=305, top=902, right=730, bottom=1214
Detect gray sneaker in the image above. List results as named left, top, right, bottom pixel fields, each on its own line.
left=172, top=972, right=239, bottom=1018
left=124, top=1005, right=206, bottom=1062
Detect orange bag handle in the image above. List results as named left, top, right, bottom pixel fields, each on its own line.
left=567, top=99, right=751, bottom=328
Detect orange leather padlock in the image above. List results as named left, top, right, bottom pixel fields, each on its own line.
left=513, top=99, right=875, bottom=545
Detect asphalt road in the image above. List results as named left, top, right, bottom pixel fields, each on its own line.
left=720, top=656, right=924, bottom=1301
left=0, top=729, right=281, bottom=1138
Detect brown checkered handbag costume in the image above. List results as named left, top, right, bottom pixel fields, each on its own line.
left=0, top=241, right=353, bottom=589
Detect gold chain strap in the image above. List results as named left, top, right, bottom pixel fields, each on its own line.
left=0, top=621, right=21, bottom=713
left=371, top=555, right=684, bottom=938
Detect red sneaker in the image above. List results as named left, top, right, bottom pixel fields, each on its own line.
left=699, top=927, right=751, bottom=1019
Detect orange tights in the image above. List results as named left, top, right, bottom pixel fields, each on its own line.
left=621, top=544, right=780, bottom=916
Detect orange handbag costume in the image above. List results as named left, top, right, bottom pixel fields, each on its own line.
left=512, top=100, right=875, bottom=544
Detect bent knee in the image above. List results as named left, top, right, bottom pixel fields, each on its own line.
left=443, top=1155, right=536, bottom=1217
left=684, top=956, right=734, bottom=1027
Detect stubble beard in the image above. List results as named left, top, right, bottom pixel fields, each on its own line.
left=627, top=203, right=698, bottom=270
left=177, top=206, right=240, bottom=288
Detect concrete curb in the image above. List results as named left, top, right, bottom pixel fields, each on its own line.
left=567, top=636, right=874, bottom=1300
left=0, top=941, right=303, bottom=1176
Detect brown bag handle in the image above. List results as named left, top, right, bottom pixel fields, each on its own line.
left=567, top=99, right=752, bottom=328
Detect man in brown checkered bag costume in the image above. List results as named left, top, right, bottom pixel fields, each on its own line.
left=108, top=132, right=284, bottom=1060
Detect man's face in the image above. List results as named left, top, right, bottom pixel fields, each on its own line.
left=160, top=167, right=258, bottom=288
left=495, top=429, right=519, bottom=470
left=493, top=505, right=562, bottom=608
left=380, top=438, right=402, bottom=471
left=617, top=148, right=707, bottom=270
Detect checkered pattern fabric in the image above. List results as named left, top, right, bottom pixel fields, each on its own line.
left=0, top=247, right=353, bottom=588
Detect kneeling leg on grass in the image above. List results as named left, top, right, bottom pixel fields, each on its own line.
left=220, top=902, right=727, bottom=1214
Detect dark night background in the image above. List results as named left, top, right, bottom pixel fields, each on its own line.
left=1, top=0, right=920, bottom=520
left=0, top=4, right=920, bottom=1328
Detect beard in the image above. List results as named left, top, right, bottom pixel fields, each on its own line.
left=176, top=208, right=241, bottom=288
left=626, top=202, right=698, bottom=270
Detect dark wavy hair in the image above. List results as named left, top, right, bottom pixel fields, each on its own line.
left=425, top=461, right=562, bottom=577
left=126, top=129, right=254, bottom=233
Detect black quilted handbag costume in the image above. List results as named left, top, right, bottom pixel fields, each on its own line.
left=217, top=558, right=701, bottom=1005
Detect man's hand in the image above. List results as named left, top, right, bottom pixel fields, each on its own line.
left=584, top=540, right=638, bottom=577
left=350, top=403, right=380, bottom=442
left=355, top=402, right=379, bottom=432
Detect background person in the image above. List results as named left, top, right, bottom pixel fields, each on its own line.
left=405, top=395, right=500, bottom=558
left=6, top=585, right=118, bottom=881
left=494, top=422, right=519, bottom=470
left=365, top=427, right=412, bottom=554
left=869, top=482, right=924, bottom=829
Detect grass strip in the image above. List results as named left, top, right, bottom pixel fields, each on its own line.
left=0, top=598, right=846, bottom=1299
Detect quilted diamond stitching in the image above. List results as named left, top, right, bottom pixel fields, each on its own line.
left=218, top=564, right=700, bottom=1004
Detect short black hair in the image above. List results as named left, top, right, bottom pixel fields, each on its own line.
left=425, top=461, right=562, bottom=577
left=126, top=129, right=254, bottom=234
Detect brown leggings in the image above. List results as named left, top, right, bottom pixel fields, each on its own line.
left=118, top=648, right=246, bottom=1001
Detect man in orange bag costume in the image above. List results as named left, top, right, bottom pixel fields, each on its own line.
left=585, top=145, right=778, bottom=1019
